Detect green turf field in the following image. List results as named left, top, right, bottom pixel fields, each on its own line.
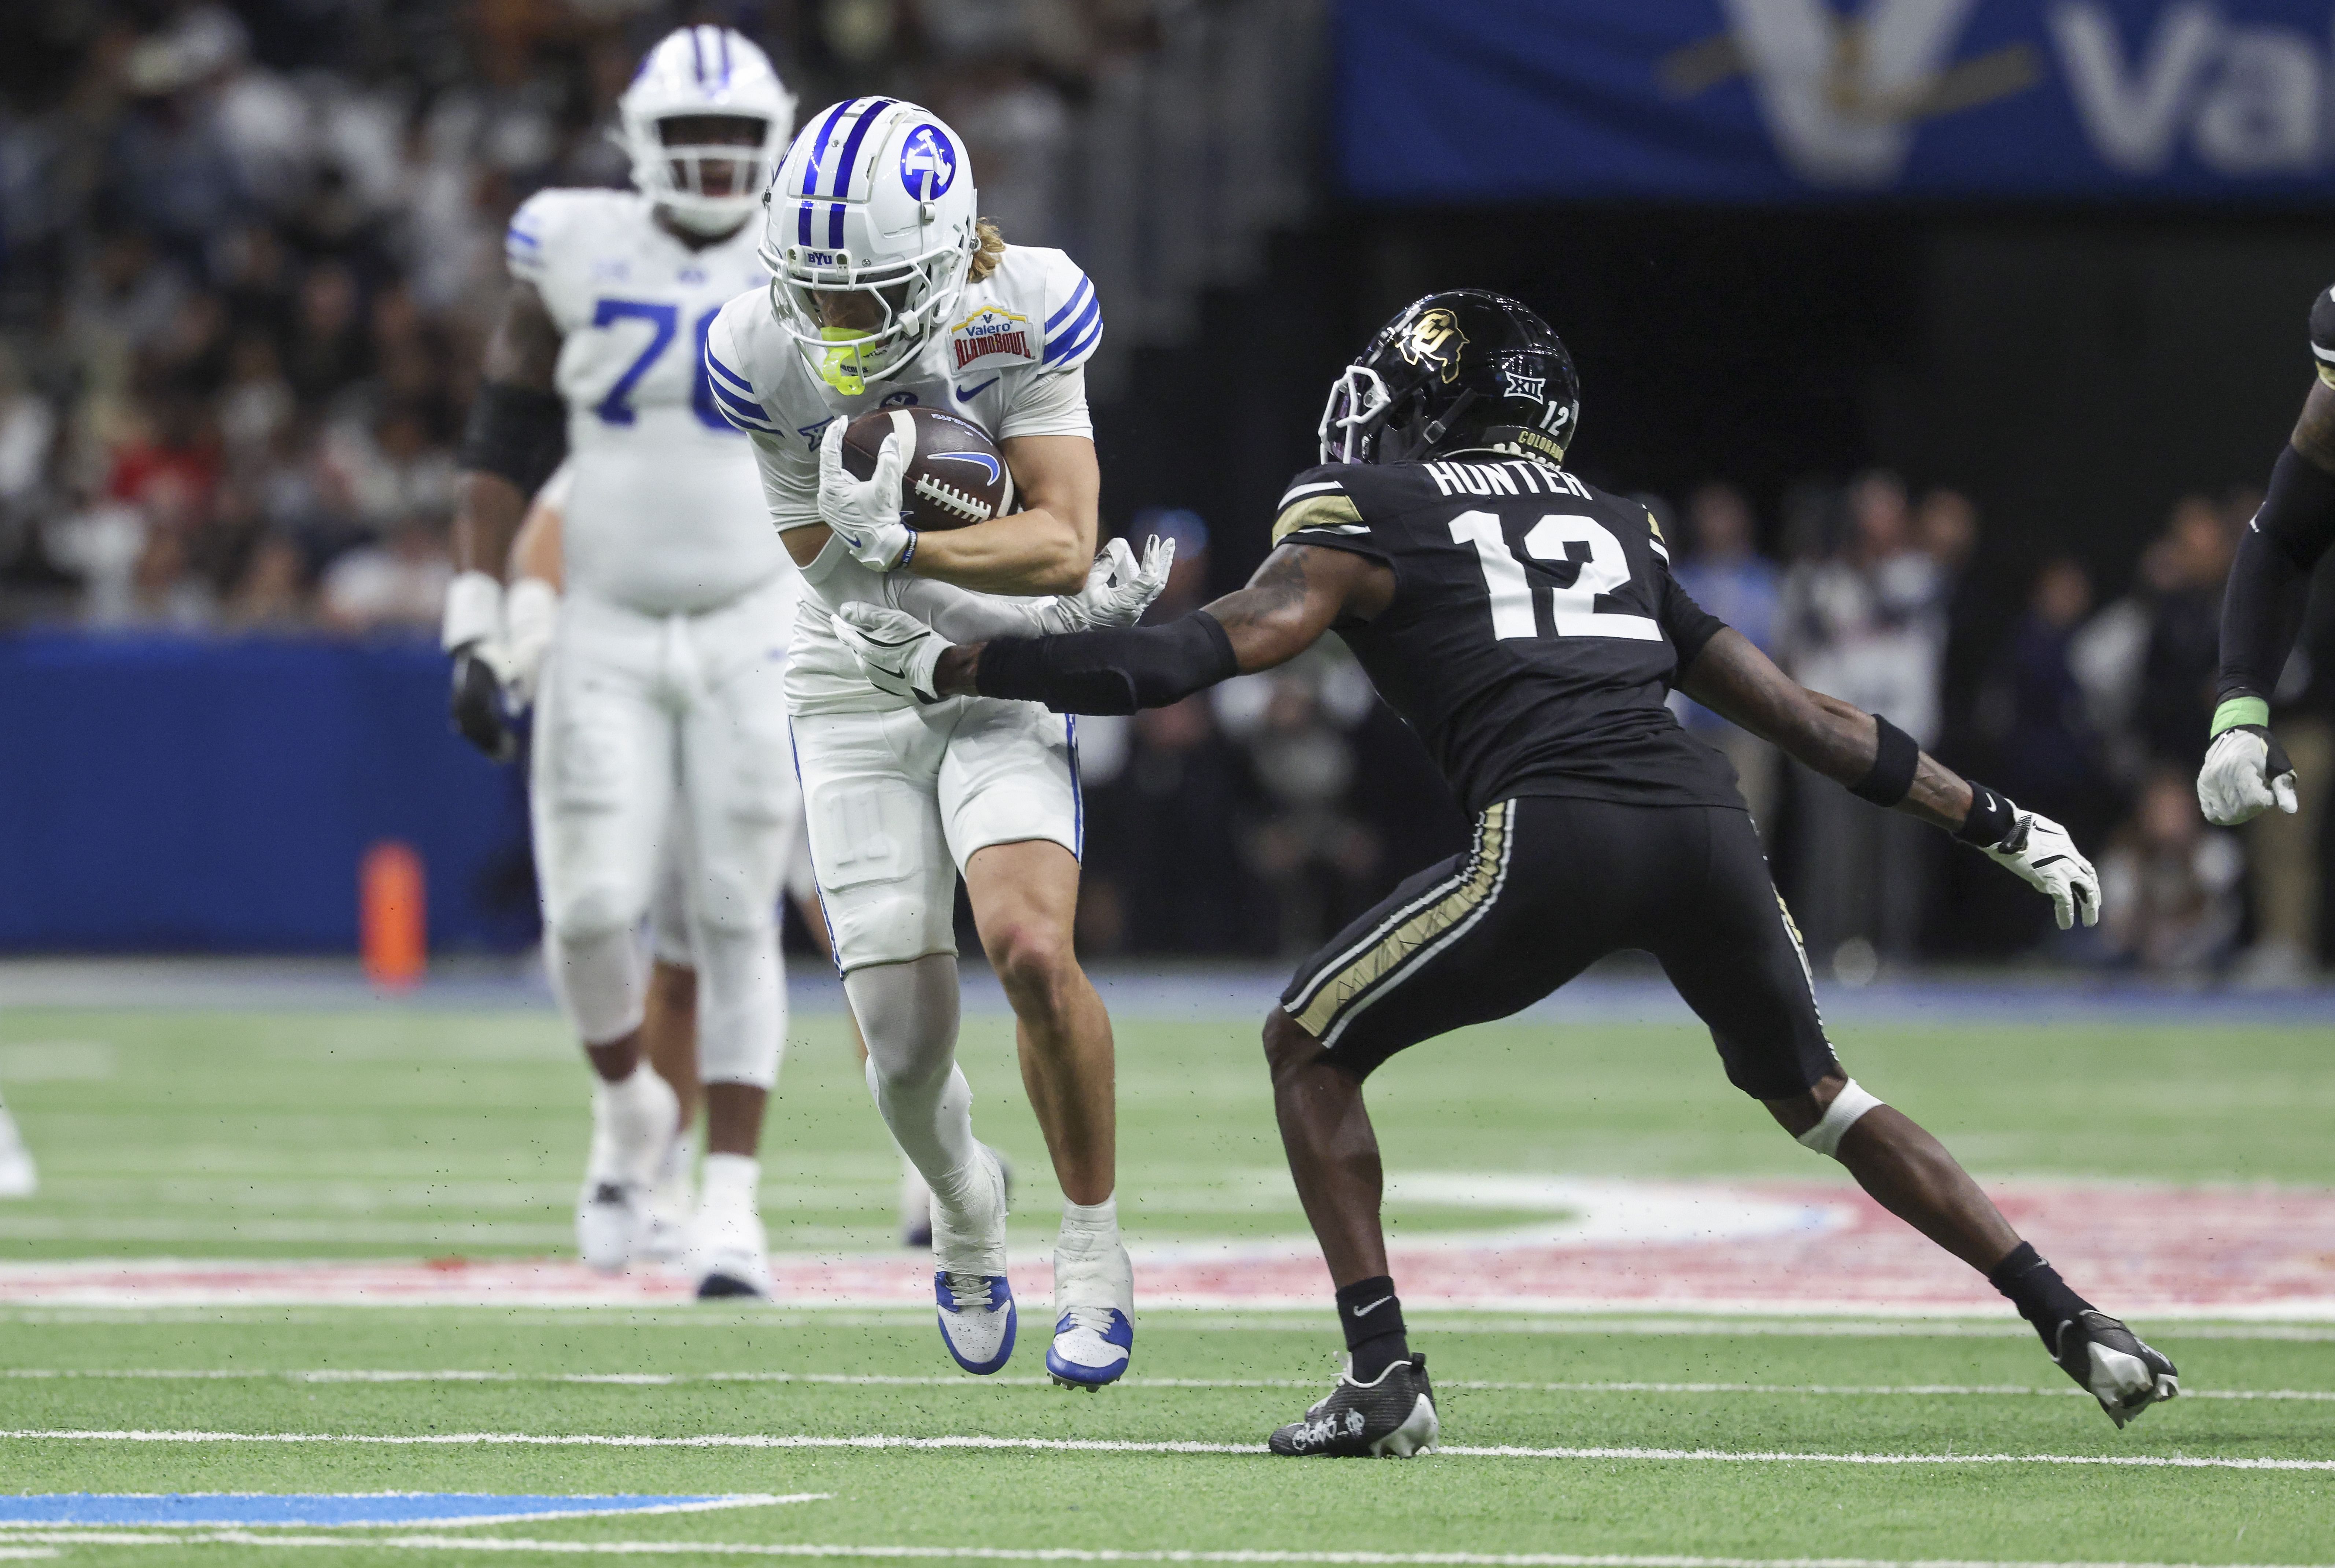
left=1, top=998, right=2331, bottom=1565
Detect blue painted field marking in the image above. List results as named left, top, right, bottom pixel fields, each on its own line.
left=0, top=1494, right=813, bottom=1528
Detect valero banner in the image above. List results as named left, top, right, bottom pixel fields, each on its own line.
left=1340, top=1, right=2335, bottom=201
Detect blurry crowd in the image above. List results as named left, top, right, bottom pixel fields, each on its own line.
left=1659, top=471, right=2335, bottom=984
left=0, top=0, right=1157, bottom=633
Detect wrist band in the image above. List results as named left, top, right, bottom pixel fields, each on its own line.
left=2212, top=695, right=2270, bottom=736
left=1849, top=714, right=1920, bottom=806
left=896, top=530, right=918, bottom=571
left=1955, top=781, right=2016, bottom=847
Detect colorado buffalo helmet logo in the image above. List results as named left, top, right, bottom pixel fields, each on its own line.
left=1397, top=307, right=1469, bottom=384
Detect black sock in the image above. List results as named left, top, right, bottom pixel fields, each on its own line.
left=1988, top=1242, right=2093, bottom=1351
left=1335, top=1275, right=1409, bottom=1383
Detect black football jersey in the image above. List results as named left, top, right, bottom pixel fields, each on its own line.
left=1271, top=452, right=1741, bottom=815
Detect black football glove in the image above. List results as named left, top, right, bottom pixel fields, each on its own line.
left=449, top=646, right=518, bottom=763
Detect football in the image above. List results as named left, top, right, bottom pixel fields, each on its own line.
left=840, top=405, right=1016, bottom=531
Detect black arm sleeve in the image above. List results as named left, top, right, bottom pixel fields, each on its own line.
left=2219, top=443, right=2335, bottom=703
left=975, top=612, right=1239, bottom=715
left=459, top=381, right=569, bottom=498
left=1657, top=568, right=1729, bottom=681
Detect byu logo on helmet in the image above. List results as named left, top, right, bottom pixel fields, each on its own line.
left=900, top=125, right=956, bottom=199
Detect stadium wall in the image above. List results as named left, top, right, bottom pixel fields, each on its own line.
left=0, top=634, right=534, bottom=953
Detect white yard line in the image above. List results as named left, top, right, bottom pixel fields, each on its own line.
left=4, top=1368, right=2330, bottom=1401
left=0, top=1539, right=2330, bottom=1568
left=3, top=1430, right=2330, bottom=1472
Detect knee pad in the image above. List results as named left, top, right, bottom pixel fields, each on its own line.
left=693, top=920, right=783, bottom=1090
left=543, top=926, right=644, bottom=1047
left=1796, top=1078, right=1883, bottom=1158
left=545, top=881, right=640, bottom=945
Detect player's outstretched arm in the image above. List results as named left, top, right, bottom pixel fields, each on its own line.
left=444, top=281, right=565, bottom=761
left=834, top=542, right=1386, bottom=708
left=1679, top=627, right=2100, bottom=929
left=2202, top=378, right=2335, bottom=824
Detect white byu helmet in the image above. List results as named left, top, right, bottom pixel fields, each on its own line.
left=759, top=97, right=980, bottom=393
left=618, top=26, right=796, bottom=237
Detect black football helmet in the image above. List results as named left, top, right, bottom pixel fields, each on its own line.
left=1318, top=290, right=1580, bottom=466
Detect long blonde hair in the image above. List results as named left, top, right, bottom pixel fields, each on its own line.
left=967, top=218, right=1006, bottom=283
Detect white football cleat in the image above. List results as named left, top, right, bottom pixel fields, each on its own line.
left=690, top=1185, right=772, bottom=1299
left=573, top=1070, right=678, bottom=1273
left=1047, top=1234, right=1134, bottom=1390
left=932, top=1145, right=1015, bottom=1375
left=0, top=1105, right=36, bottom=1199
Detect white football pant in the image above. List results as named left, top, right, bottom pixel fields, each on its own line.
left=790, top=697, right=1080, bottom=973
left=532, top=579, right=796, bottom=1089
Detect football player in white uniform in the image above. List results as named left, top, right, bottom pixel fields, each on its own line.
left=440, top=26, right=802, bottom=1298
left=705, top=98, right=1166, bottom=1384
left=509, top=472, right=933, bottom=1250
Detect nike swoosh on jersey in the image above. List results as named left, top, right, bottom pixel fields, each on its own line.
left=955, top=377, right=999, bottom=402
left=1350, top=1294, right=1394, bottom=1317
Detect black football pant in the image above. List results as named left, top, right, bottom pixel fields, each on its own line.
left=1279, top=796, right=1839, bottom=1098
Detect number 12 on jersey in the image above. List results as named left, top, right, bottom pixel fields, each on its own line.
left=1451, top=512, right=1660, bottom=642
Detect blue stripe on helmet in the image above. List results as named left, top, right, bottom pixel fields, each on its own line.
left=799, top=99, right=855, bottom=197
left=705, top=348, right=755, bottom=396
left=828, top=203, right=845, bottom=249
left=718, top=27, right=731, bottom=87
left=689, top=26, right=705, bottom=82
left=798, top=200, right=813, bottom=246
left=506, top=228, right=540, bottom=248
left=1044, top=275, right=1092, bottom=333
left=1044, top=295, right=1102, bottom=362
left=827, top=98, right=894, bottom=198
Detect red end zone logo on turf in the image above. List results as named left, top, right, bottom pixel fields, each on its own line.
left=949, top=306, right=1033, bottom=372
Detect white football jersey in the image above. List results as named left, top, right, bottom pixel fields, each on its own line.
left=507, top=188, right=796, bottom=616
left=705, top=242, right=1101, bottom=713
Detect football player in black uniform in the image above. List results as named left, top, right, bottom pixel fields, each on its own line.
left=834, top=292, right=2177, bottom=1452
left=2198, top=285, right=2335, bottom=824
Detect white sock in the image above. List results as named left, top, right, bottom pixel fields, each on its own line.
left=596, top=1066, right=675, bottom=1184
left=1059, top=1195, right=1119, bottom=1254
left=846, top=956, right=984, bottom=1207
left=701, top=1152, right=759, bottom=1210
left=601, top=1065, right=663, bottom=1131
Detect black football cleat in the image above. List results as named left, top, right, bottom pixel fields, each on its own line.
left=2051, top=1310, right=2179, bottom=1428
left=1269, top=1354, right=1439, bottom=1457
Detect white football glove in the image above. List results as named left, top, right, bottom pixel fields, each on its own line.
left=833, top=601, right=952, bottom=702
left=1045, top=534, right=1177, bottom=632
left=818, top=418, right=914, bottom=571
left=2197, top=724, right=2299, bottom=826
left=502, top=576, right=558, bottom=711
left=1976, top=807, right=2100, bottom=931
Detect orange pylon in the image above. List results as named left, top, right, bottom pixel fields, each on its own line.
left=360, top=841, right=427, bottom=989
